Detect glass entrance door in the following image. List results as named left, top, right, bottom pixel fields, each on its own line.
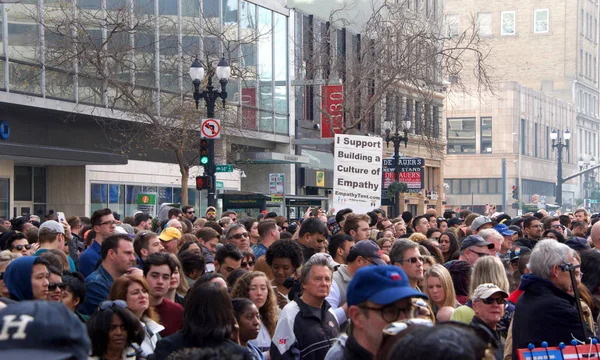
left=14, top=202, right=33, bottom=217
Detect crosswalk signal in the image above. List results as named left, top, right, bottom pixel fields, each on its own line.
left=200, top=139, right=209, bottom=166
left=196, top=176, right=212, bottom=190
left=512, top=185, right=518, bottom=199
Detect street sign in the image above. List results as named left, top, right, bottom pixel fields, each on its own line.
left=590, top=199, right=598, bottom=204
left=216, top=181, right=224, bottom=190
left=200, top=118, right=221, bottom=139
left=215, top=164, right=233, bottom=172
left=269, top=173, right=285, bottom=195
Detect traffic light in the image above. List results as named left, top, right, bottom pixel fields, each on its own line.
left=196, top=176, right=212, bottom=190
left=200, top=139, right=209, bottom=166
left=512, top=185, right=518, bottom=199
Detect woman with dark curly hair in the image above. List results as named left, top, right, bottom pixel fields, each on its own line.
left=231, top=271, right=278, bottom=353
left=439, top=231, right=460, bottom=263
left=265, top=239, right=304, bottom=309
left=87, top=300, right=144, bottom=360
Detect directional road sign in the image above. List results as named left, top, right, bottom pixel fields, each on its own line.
left=200, top=118, right=221, bottom=139
left=216, top=164, right=233, bottom=172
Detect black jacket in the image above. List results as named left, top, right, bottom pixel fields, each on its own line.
left=151, top=332, right=252, bottom=360
left=270, top=295, right=340, bottom=360
left=511, top=274, right=591, bottom=359
left=470, top=316, right=503, bottom=360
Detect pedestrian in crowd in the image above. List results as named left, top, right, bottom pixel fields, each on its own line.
left=47, top=265, right=65, bottom=302
left=439, top=231, right=459, bottom=263
left=494, top=224, right=516, bottom=259
left=205, top=206, right=217, bottom=221
left=80, top=208, right=116, bottom=277
left=193, top=218, right=206, bottom=234
left=411, top=215, right=430, bottom=236
left=79, top=234, right=136, bottom=316
left=231, top=271, right=279, bottom=353
left=390, top=239, right=424, bottom=291
left=469, top=283, right=508, bottom=360
left=240, top=217, right=260, bottom=253
left=0, top=251, right=18, bottom=298
left=232, top=298, right=266, bottom=360
left=35, top=220, right=77, bottom=272
left=328, top=234, right=355, bottom=266
left=0, top=300, right=91, bottom=360
left=295, top=218, right=329, bottom=262
left=470, top=216, right=493, bottom=235
left=4, top=233, right=34, bottom=256
left=254, top=220, right=280, bottom=258
left=133, top=231, right=163, bottom=263
left=574, top=208, right=590, bottom=225
left=515, top=217, right=544, bottom=249
left=438, top=218, right=449, bottom=233
left=87, top=300, right=144, bottom=360
left=109, top=275, right=164, bottom=357
left=165, top=253, right=188, bottom=306
left=133, top=213, right=152, bottom=233
left=178, top=238, right=202, bottom=255
left=4, top=256, right=50, bottom=301
left=39, top=248, right=70, bottom=272
left=153, top=282, right=252, bottom=360
left=266, top=239, right=304, bottom=309
left=270, top=253, right=340, bottom=360
left=512, top=240, right=591, bottom=358
left=327, top=240, right=386, bottom=325
left=426, top=228, right=441, bottom=242
left=143, top=252, right=183, bottom=337
left=61, top=271, right=88, bottom=322
left=325, top=265, right=428, bottom=360
left=479, top=229, right=504, bottom=256
left=196, top=272, right=228, bottom=290
left=158, top=227, right=181, bottom=255
left=424, top=264, right=458, bottom=319
left=226, top=223, right=252, bottom=253
left=178, top=249, right=205, bottom=288
left=227, top=268, right=249, bottom=289
left=394, top=222, right=407, bottom=238
left=219, top=216, right=233, bottom=231
left=215, top=243, right=243, bottom=279
left=241, top=251, right=256, bottom=272
left=542, top=228, right=566, bottom=243
left=182, top=205, right=196, bottom=223
left=376, top=237, right=392, bottom=255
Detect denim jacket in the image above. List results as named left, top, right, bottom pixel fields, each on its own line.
left=78, top=264, right=113, bottom=315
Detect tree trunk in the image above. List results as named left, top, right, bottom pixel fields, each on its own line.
left=180, top=166, right=189, bottom=206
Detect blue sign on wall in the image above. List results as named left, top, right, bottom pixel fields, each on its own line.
left=0, top=121, right=10, bottom=140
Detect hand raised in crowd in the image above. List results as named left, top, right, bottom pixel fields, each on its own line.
left=30, top=242, right=40, bottom=254
left=60, top=220, right=72, bottom=239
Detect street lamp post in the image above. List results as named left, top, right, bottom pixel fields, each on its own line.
left=550, top=128, right=570, bottom=208
left=383, top=112, right=411, bottom=218
left=189, top=56, right=231, bottom=208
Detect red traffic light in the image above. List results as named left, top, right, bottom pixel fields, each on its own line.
left=512, top=185, right=517, bottom=190
left=196, top=176, right=212, bottom=190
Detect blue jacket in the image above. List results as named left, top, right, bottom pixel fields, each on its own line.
left=78, top=264, right=113, bottom=316
left=512, top=274, right=591, bottom=358
left=79, top=241, right=102, bottom=277
left=4, top=256, right=38, bottom=300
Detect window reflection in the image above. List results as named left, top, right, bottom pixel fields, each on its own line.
left=447, top=117, right=476, bottom=154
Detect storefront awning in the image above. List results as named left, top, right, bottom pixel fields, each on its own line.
left=236, top=152, right=310, bottom=164
left=0, top=142, right=128, bottom=166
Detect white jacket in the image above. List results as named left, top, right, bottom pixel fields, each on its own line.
left=140, top=317, right=165, bottom=357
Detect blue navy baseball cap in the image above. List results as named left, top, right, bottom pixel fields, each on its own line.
left=0, top=301, right=91, bottom=360
left=347, top=265, right=428, bottom=306
left=494, top=224, right=516, bottom=237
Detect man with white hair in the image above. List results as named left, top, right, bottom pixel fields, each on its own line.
left=512, top=240, right=591, bottom=358
left=166, top=219, right=183, bottom=233
left=478, top=228, right=504, bottom=257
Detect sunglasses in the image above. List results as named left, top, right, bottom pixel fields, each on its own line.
left=187, top=211, right=195, bottom=214
left=48, top=282, right=67, bottom=291
left=229, top=233, right=249, bottom=240
left=469, top=249, right=489, bottom=258
left=481, top=297, right=506, bottom=305
left=0, top=272, right=3, bottom=280
left=241, top=261, right=255, bottom=268
left=400, top=256, right=424, bottom=264
left=99, top=300, right=128, bottom=311
left=12, top=244, right=32, bottom=251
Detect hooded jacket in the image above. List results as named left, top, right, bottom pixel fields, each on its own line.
left=5, top=256, right=38, bottom=300
left=511, top=274, right=591, bottom=359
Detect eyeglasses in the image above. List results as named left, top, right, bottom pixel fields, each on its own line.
left=48, top=282, right=67, bottom=291
left=469, top=249, right=489, bottom=258
left=530, top=224, right=543, bottom=228
left=400, top=256, right=424, bottom=264
left=551, top=224, right=563, bottom=230
left=229, top=232, right=249, bottom=240
left=360, top=305, right=415, bottom=322
left=206, top=211, right=216, bottom=215
left=100, top=221, right=117, bottom=226
left=99, top=300, right=128, bottom=311
left=480, top=297, right=506, bottom=305
left=241, top=261, right=255, bottom=268
left=12, top=244, right=32, bottom=251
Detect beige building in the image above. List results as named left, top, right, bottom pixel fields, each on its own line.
left=444, top=0, right=599, bottom=201
left=444, top=82, right=578, bottom=214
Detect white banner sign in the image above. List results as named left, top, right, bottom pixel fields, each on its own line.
left=333, top=134, right=383, bottom=214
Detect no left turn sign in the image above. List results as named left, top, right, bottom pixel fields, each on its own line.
left=201, top=118, right=221, bottom=139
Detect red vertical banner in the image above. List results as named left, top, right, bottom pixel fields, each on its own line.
left=241, top=87, right=257, bottom=130
left=321, top=84, right=344, bottom=138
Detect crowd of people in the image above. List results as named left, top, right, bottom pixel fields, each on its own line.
left=0, top=204, right=600, bottom=360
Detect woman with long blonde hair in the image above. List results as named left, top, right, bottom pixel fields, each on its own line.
left=230, top=271, right=278, bottom=353
left=109, top=275, right=163, bottom=357
left=424, top=264, right=458, bottom=316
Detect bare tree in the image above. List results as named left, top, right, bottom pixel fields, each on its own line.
left=296, top=0, right=492, bottom=156
left=18, top=0, right=268, bottom=205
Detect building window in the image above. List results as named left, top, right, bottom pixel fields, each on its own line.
left=445, top=14, right=459, bottom=37
left=534, top=123, right=539, bottom=157
left=446, top=178, right=501, bottom=194
left=447, top=117, right=476, bottom=154
left=476, top=13, right=492, bottom=36
left=480, top=117, right=492, bottom=153
left=501, top=11, right=516, bottom=36
left=521, top=119, right=527, bottom=155
left=534, top=9, right=549, bottom=33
